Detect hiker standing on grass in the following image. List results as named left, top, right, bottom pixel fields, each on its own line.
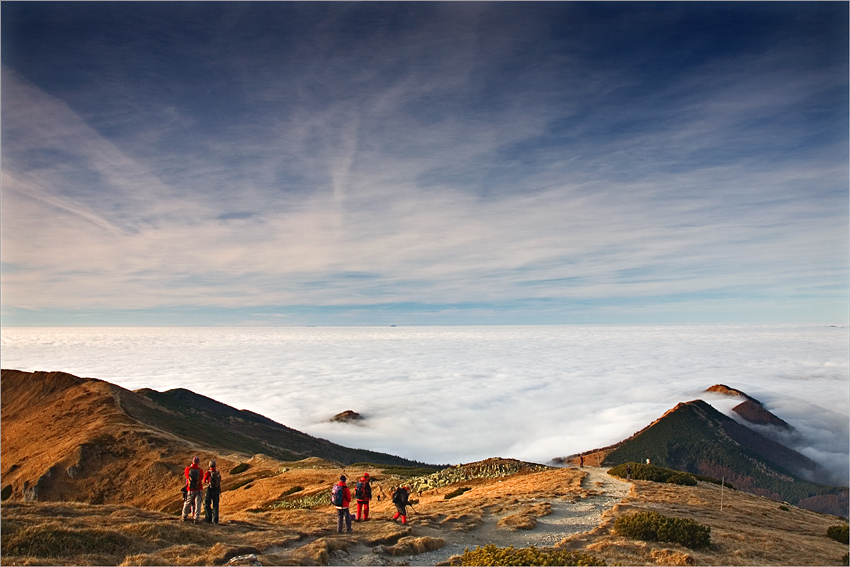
left=354, top=473, right=372, bottom=521
left=331, top=475, right=352, bottom=533
left=203, top=460, right=222, bottom=524
left=182, top=456, right=203, bottom=523
left=391, top=485, right=410, bottom=524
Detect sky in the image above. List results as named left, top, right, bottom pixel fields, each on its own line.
left=2, top=2, right=848, bottom=327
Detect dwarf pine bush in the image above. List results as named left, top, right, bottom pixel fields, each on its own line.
left=229, top=463, right=250, bottom=475
left=608, top=462, right=726, bottom=489
left=458, top=544, right=606, bottom=566
left=827, top=524, right=849, bottom=544
left=667, top=472, right=698, bottom=486
left=444, top=486, right=472, bottom=499
left=614, top=511, right=711, bottom=549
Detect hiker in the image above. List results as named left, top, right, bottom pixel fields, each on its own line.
left=203, top=459, right=222, bottom=524
left=182, top=456, right=203, bottom=522
left=354, top=473, right=372, bottom=521
left=391, top=485, right=410, bottom=524
left=331, top=475, right=352, bottom=533
left=579, top=454, right=584, bottom=468
left=626, top=463, right=631, bottom=480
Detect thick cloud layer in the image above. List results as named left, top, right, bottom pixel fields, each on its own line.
left=3, top=324, right=847, bottom=483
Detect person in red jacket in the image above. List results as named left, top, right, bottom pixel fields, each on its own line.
left=331, top=475, right=352, bottom=533
left=182, top=456, right=203, bottom=522
left=354, top=473, right=372, bottom=521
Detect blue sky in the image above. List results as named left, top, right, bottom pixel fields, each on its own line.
left=2, top=2, right=848, bottom=326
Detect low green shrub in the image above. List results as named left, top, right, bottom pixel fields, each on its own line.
left=827, top=524, right=849, bottom=544
left=614, top=511, right=711, bottom=549
left=667, top=472, right=697, bottom=486
left=270, top=492, right=330, bottom=509
left=226, top=478, right=253, bottom=491
left=444, top=486, right=472, bottom=499
left=229, top=463, right=250, bottom=475
left=458, top=544, right=606, bottom=566
left=608, top=462, right=732, bottom=489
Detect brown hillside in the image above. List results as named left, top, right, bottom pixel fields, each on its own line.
left=731, top=399, right=791, bottom=429
left=1, top=369, right=222, bottom=510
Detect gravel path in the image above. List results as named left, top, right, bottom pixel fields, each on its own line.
left=400, top=467, right=631, bottom=566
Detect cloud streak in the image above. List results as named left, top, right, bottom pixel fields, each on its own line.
left=1, top=3, right=847, bottom=325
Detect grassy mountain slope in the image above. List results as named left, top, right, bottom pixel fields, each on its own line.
left=0, top=369, right=432, bottom=511
left=602, top=400, right=848, bottom=516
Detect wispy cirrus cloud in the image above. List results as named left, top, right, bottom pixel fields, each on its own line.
left=1, top=3, right=847, bottom=325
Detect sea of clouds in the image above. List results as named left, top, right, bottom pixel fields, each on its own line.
left=2, top=324, right=847, bottom=484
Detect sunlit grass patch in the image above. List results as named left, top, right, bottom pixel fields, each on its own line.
left=455, top=544, right=606, bottom=566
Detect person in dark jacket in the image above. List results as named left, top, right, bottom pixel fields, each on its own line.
left=332, top=475, right=353, bottom=533
left=182, top=456, right=203, bottom=522
left=391, top=485, right=410, bottom=524
left=354, top=473, right=372, bottom=521
left=203, top=459, right=222, bottom=524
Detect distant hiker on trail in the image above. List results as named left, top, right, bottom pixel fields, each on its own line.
left=331, top=475, right=352, bottom=533
left=580, top=454, right=584, bottom=468
left=354, top=473, right=372, bottom=521
left=626, top=464, right=631, bottom=480
left=646, top=458, right=650, bottom=465
left=203, top=459, right=222, bottom=524
left=183, top=456, right=203, bottom=523
left=391, top=485, right=410, bottom=524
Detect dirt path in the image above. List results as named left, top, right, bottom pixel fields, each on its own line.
left=338, top=467, right=631, bottom=566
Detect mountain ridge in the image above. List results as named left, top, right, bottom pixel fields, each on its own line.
left=600, top=399, right=847, bottom=516
left=0, top=369, right=433, bottom=510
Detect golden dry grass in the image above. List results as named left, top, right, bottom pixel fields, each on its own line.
left=557, top=477, right=848, bottom=566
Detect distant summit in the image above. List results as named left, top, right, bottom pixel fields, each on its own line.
left=705, top=384, right=791, bottom=429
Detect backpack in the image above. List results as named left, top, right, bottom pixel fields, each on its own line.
left=331, top=484, right=345, bottom=507
left=392, top=487, right=405, bottom=505
left=188, top=467, right=201, bottom=490
left=209, top=470, right=221, bottom=490
left=355, top=481, right=365, bottom=500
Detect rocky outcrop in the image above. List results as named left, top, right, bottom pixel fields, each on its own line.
left=331, top=410, right=364, bottom=423
left=399, top=458, right=550, bottom=494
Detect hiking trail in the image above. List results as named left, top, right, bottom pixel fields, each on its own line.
left=336, top=467, right=631, bottom=566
